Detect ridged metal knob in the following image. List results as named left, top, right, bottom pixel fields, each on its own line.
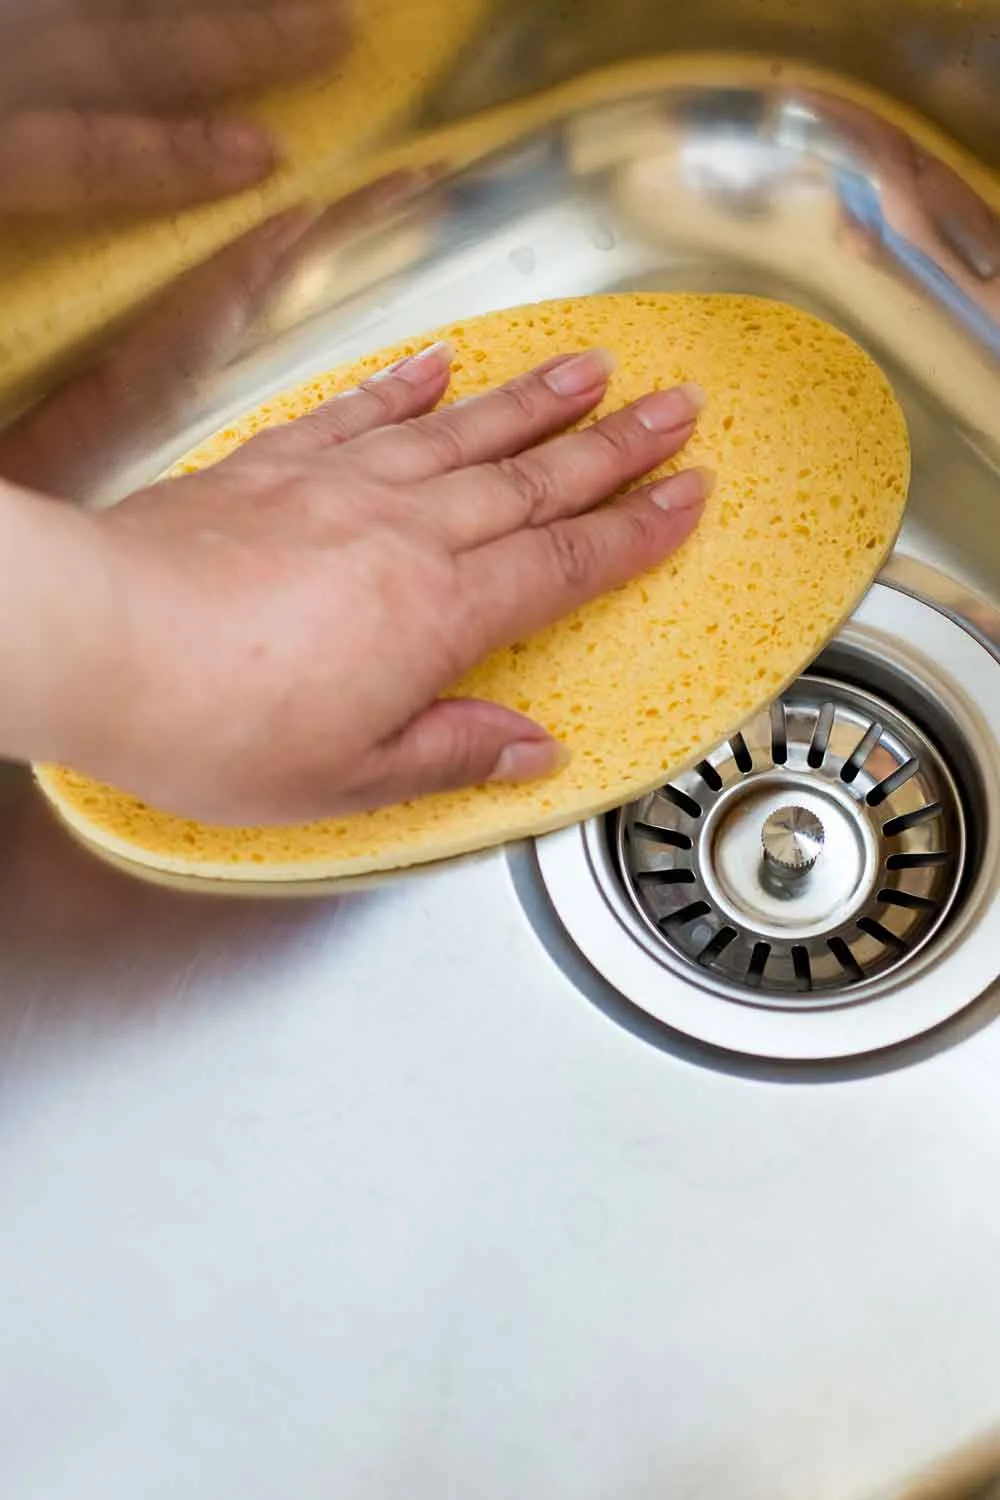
left=761, top=806, right=825, bottom=880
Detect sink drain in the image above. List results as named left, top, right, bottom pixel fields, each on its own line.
left=617, top=674, right=965, bottom=1002
left=532, top=585, right=1000, bottom=1061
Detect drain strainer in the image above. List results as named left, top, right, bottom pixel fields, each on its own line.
left=531, top=585, right=1000, bottom=1062
left=616, top=674, right=964, bottom=1002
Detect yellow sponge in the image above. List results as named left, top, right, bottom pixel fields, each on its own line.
left=36, top=293, right=910, bottom=883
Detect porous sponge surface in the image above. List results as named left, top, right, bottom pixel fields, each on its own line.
left=36, top=293, right=910, bottom=881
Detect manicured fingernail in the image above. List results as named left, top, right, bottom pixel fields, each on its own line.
left=380, top=340, right=454, bottom=383
left=650, top=466, right=716, bottom=510
left=678, top=381, right=708, bottom=411
left=542, top=349, right=615, bottom=396
left=635, top=382, right=708, bottom=433
left=489, top=739, right=572, bottom=783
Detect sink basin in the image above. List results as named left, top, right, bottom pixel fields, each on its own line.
left=2, top=32, right=1000, bottom=1500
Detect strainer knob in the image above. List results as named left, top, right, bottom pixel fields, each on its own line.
left=761, top=805, right=825, bottom=881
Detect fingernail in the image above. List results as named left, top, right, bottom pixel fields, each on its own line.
left=635, top=382, right=708, bottom=433
left=650, top=466, right=717, bottom=510
left=489, top=739, right=572, bottom=784
left=542, top=349, right=615, bottom=396
left=380, top=340, right=454, bottom=384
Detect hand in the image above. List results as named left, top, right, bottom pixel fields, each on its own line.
left=44, top=342, right=708, bottom=824
left=0, top=0, right=350, bottom=212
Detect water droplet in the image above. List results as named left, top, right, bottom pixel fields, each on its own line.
left=509, top=245, right=537, bottom=275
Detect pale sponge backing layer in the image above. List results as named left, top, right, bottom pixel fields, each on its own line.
left=36, top=294, right=910, bottom=882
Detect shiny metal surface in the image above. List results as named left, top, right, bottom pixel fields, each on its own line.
left=538, top=586, right=1000, bottom=1057
left=761, top=805, right=826, bottom=879
left=612, top=654, right=970, bottom=1000
left=3, top=6, right=1000, bottom=1500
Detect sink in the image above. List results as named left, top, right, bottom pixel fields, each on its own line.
left=2, top=16, right=1000, bottom=1500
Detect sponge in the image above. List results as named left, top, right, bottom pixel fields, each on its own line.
left=36, top=293, right=910, bottom=882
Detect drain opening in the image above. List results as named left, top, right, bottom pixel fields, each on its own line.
left=614, top=646, right=971, bottom=1004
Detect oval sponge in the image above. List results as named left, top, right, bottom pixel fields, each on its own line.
left=36, top=294, right=910, bottom=884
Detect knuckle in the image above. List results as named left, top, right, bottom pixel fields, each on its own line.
left=497, top=456, right=556, bottom=524
left=495, top=377, right=543, bottom=424
left=546, top=523, right=596, bottom=590
left=620, top=504, right=659, bottom=554
left=356, top=377, right=400, bottom=424
left=310, top=404, right=356, bottom=446
left=433, top=722, right=481, bottom=788
left=403, top=414, right=468, bottom=471
left=590, top=415, right=645, bottom=466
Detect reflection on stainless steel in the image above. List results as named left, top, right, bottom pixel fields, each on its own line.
left=416, top=0, right=1000, bottom=173
left=0, top=168, right=444, bottom=503
left=3, top=76, right=997, bottom=506
left=2, top=7, right=1000, bottom=1500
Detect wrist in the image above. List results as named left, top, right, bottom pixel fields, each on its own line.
left=0, top=483, right=130, bottom=771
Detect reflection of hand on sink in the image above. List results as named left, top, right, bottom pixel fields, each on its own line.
left=0, top=167, right=440, bottom=504
left=801, top=91, right=1000, bottom=340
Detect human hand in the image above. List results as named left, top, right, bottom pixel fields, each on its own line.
left=0, top=0, right=350, bottom=212
left=48, top=342, right=708, bottom=824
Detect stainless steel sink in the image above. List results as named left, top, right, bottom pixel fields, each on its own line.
left=2, top=6, right=1000, bottom=1499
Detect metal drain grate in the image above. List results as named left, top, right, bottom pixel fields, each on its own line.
left=615, top=674, right=966, bottom=999
left=534, top=586, right=1000, bottom=1060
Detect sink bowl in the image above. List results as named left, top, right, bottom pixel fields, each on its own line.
left=2, top=34, right=1000, bottom=1500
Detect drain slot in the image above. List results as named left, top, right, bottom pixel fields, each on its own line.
left=867, top=758, right=919, bottom=807
left=637, top=868, right=696, bottom=886
left=807, top=702, right=836, bottom=768
left=883, top=803, right=943, bottom=836
left=791, top=946, right=813, bottom=992
left=877, top=887, right=938, bottom=911
left=730, top=732, right=754, bottom=774
left=857, top=916, right=910, bottom=952
left=661, top=785, right=703, bottom=819
left=841, top=721, right=883, bottom=784
left=633, top=823, right=693, bottom=849
left=827, top=936, right=865, bottom=983
left=770, top=702, right=788, bottom=765
left=747, top=941, right=771, bottom=988
left=886, top=850, right=951, bottom=870
left=697, top=927, right=738, bottom=966
left=695, top=760, right=724, bottom=792
left=659, top=900, right=712, bottom=928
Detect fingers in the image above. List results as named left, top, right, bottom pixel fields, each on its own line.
left=12, top=5, right=350, bottom=113
left=243, top=343, right=455, bottom=463
left=340, top=699, right=568, bottom=812
left=426, top=383, right=704, bottom=549
left=456, top=467, right=713, bottom=666
left=349, top=349, right=615, bottom=484
left=0, top=110, right=276, bottom=212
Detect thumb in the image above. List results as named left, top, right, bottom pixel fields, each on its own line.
left=356, top=699, right=571, bottom=808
